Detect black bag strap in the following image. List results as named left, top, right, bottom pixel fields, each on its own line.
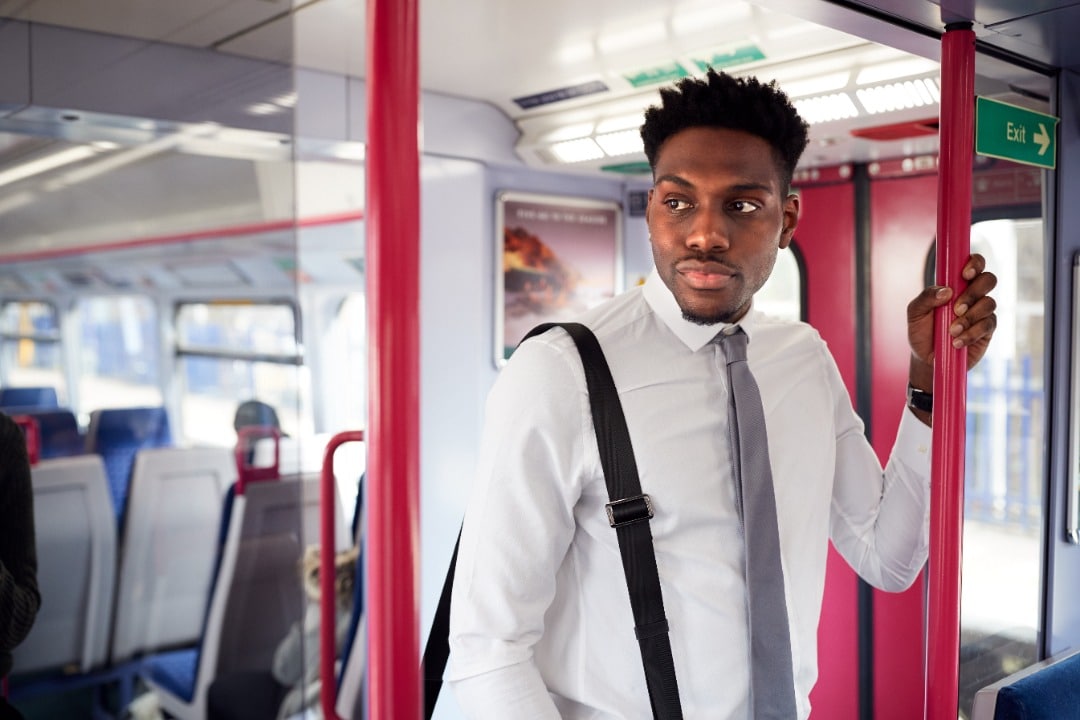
left=422, top=528, right=460, bottom=718
left=422, top=322, right=683, bottom=720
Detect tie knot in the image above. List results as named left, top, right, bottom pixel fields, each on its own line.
left=714, top=326, right=748, bottom=364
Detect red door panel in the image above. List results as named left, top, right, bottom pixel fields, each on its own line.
left=796, top=180, right=858, bottom=719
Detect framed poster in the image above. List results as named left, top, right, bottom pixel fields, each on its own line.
left=495, top=191, right=623, bottom=366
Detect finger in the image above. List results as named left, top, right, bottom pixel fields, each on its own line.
left=950, top=295, right=998, bottom=336
left=961, top=253, right=988, bottom=281
left=952, top=315, right=997, bottom=349
left=908, top=285, right=953, bottom=319
left=952, top=271, right=998, bottom=316
left=950, top=308, right=997, bottom=349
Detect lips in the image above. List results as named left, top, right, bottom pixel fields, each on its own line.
left=675, top=259, right=738, bottom=290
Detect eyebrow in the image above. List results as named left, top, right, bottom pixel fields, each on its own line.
left=653, top=174, right=775, bottom=195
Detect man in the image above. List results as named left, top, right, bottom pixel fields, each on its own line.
left=446, top=70, right=997, bottom=719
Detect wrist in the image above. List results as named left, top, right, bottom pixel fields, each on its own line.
left=908, top=354, right=933, bottom=394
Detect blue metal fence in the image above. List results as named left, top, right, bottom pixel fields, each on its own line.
left=965, top=355, right=1042, bottom=531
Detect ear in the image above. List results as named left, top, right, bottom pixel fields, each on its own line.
left=779, top=192, right=799, bottom=249
left=645, top=187, right=654, bottom=225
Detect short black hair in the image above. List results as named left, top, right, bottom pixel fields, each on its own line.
left=641, top=69, right=809, bottom=189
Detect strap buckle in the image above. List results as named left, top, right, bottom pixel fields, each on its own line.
left=606, top=494, right=654, bottom=528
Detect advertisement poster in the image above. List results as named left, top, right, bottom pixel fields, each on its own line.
left=496, top=191, right=622, bottom=365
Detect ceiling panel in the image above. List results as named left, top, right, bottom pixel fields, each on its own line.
left=984, top=5, right=1080, bottom=70
left=215, top=6, right=294, bottom=67
left=1, top=0, right=249, bottom=44
left=291, top=0, right=364, bottom=78
left=0, top=19, right=29, bottom=111
left=968, top=0, right=1080, bottom=26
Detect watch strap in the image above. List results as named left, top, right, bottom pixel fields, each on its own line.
left=907, top=383, right=933, bottom=413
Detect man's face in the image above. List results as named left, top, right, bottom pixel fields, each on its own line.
left=646, top=126, right=799, bottom=325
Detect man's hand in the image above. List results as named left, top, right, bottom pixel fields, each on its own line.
left=905, top=254, right=998, bottom=424
left=908, top=253, right=998, bottom=371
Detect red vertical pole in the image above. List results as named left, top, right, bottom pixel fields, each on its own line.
left=366, top=0, right=421, bottom=716
left=925, top=22, right=975, bottom=720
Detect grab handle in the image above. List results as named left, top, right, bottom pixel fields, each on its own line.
left=321, top=429, right=365, bottom=720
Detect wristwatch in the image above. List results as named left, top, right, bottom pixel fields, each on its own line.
left=906, top=383, right=933, bottom=413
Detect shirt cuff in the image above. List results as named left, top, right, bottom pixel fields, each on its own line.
left=892, top=405, right=933, bottom=471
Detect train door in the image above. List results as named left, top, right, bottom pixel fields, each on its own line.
left=864, top=132, right=1050, bottom=720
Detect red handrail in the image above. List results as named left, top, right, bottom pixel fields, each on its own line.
left=320, top=429, right=365, bottom=720
left=366, top=0, right=422, bottom=716
left=233, top=426, right=281, bottom=494
left=925, top=22, right=975, bottom=720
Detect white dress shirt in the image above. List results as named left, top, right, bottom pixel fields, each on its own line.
left=447, top=270, right=932, bottom=719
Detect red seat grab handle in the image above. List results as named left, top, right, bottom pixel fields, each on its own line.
left=321, top=429, right=365, bottom=720
left=11, top=414, right=40, bottom=466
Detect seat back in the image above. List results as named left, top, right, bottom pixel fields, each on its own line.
left=85, top=406, right=172, bottom=520
left=0, top=386, right=59, bottom=410
left=111, top=446, right=236, bottom=663
left=11, top=455, right=116, bottom=674
left=6, top=407, right=82, bottom=459
left=145, top=470, right=348, bottom=719
left=211, top=474, right=349, bottom=675
left=972, top=650, right=1080, bottom=719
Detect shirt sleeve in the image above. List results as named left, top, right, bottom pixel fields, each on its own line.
left=828, top=357, right=933, bottom=592
left=446, top=333, right=589, bottom=718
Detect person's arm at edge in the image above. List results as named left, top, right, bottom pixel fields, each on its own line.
left=0, top=412, right=41, bottom=655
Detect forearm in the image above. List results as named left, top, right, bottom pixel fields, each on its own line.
left=832, top=411, right=932, bottom=591
left=450, top=660, right=561, bottom=720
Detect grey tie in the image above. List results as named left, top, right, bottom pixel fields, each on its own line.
left=717, top=327, right=797, bottom=720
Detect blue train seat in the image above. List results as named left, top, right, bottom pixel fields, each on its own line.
left=971, top=649, right=1080, bottom=719
left=11, top=455, right=116, bottom=674
left=141, top=467, right=348, bottom=720
left=85, top=406, right=172, bottom=520
left=111, top=446, right=236, bottom=663
left=6, top=407, right=83, bottom=459
left=0, top=386, right=59, bottom=409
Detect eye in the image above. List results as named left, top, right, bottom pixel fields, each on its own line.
left=729, top=200, right=760, bottom=214
left=663, top=198, right=692, bottom=211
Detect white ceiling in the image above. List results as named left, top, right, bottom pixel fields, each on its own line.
left=0, top=0, right=1059, bottom=254
left=0, top=0, right=1057, bottom=172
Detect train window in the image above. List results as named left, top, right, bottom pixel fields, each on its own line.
left=175, top=301, right=304, bottom=445
left=0, top=301, right=64, bottom=399
left=75, top=296, right=162, bottom=417
left=754, top=245, right=803, bottom=322
left=316, top=292, right=367, bottom=433
left=956, top=217, right=1044, bottom=712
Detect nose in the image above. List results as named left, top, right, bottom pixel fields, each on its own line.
left=686, top=205, right=730, bottom=252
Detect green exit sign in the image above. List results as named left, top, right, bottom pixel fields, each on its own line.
left=976, top=96, right=1058, bottom=169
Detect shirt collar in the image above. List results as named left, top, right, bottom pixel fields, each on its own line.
left=642, top=269, right=758, bottom=352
